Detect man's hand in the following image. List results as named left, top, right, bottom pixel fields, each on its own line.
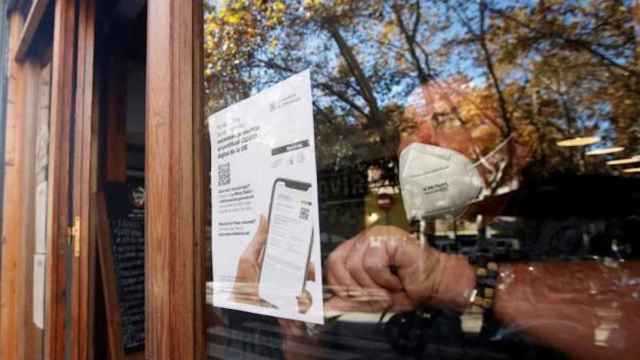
left=325, top=225, right=475, bottom=312
left=325, top=226, right=412, bottom=311
left=278, top=224, right=475, bottom=351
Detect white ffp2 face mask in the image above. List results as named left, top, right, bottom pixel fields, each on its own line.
left=399, top=143, right=484, bottom=221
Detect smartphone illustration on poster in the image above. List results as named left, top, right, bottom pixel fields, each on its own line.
left=259, top=178, right=314, bottom=310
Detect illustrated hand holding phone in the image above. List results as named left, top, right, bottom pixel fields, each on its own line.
left=232, top=215, right=269, bottom=306
left=232, top=179, right=316, bottom=314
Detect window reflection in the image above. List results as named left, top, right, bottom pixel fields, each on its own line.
left=204, top=1, right=640, bottom=359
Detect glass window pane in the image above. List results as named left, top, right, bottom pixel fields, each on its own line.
left=203, top=1, right=640, bottom=359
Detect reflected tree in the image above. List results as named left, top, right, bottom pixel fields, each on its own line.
left=204, top=0, right=640, bottom=184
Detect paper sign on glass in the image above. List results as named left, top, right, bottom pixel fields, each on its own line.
left=208, top=70, right=324, bottom=324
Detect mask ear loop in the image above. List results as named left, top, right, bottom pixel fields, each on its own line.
left=466, top=133, right=515, bottom=209
left=471, top=133, right=515, bottom=169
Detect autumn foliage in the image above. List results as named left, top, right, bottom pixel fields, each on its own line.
left=204, top=0, right=640, bottom=189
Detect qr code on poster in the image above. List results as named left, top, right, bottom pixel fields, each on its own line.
left=218, top=163, right=230, bottom=186
left=299, top=206, right=310, bottom=221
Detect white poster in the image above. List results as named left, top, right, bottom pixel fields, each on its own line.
left=33, top=254, right=46, bottom=329
left=208, top=70, right=324, bottom=324
left=35, top=181, right=48, bottom=254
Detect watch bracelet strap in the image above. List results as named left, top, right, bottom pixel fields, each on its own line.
left=467, top=259, right=499, bottom=337
left=469, top=259, right=498, bottom=310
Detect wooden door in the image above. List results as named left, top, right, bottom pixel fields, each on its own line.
left=145, top=0, right=206, bottom=358
left=0, top=1, right=77, bottom=359
left=70, top=0, right=97, bottom=359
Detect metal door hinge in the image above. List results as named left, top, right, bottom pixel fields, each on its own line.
left=69, top=216, right=80, bottom=257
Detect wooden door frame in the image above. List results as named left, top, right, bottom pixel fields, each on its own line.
left=0, top=0, right=78, bottom=359
left=71, top=0, right=97, bottom=359
left=0, top=10, right=29, bottom=360
left=46, top=0, right=77, bottom=358
left=145, top=0, right=205, bottom=358
left=3, top=0, right=208, bottom=359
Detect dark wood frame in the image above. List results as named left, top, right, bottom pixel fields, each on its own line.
left=193, top=3, right=207, bottom=358
left=46, top=0, right=77, bottom=358
left=17, top=51, right=52, bottom=360
left=71, top=0, right=97, bottom=359
left=0, top=11, right=29, bottom=360
left=0, top=0, right=83, bottom=359
left=2, top=0, right=208, bottom=358
left=145, top=0, right=205, bottom=358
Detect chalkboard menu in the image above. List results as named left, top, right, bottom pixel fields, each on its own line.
left=104, top=182, right=145, bottom=353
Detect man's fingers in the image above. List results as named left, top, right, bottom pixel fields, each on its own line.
left=325, top=240, right=360, bottom=297
left=325, top=295, right=390, bottom=314
left=390, top=291, right=414, bottom=312
left=326, top=263, right=360, bottom=298
left=325, top=297, right=359, bottom=313
left=345, top=240, right=392, bottom=302
left=362, top=246, right=403, bottom=291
